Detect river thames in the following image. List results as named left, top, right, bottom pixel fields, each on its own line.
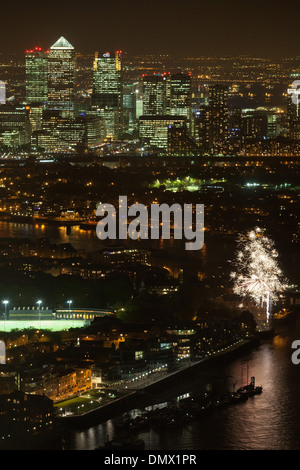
left=0, top=219, right=299, bottom=282
left=36, top=318, right=300, bottom=451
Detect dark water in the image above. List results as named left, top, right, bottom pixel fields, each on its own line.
left=0, top=221, right=101, bottom=252
left=0, top=220, right=299, bottom=282
left=44, top=319, right=300, bottom=451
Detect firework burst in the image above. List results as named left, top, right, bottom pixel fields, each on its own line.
left=231, top=227, right=287, bottom=323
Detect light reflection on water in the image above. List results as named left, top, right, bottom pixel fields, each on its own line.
left=70, top=420, right=114, bottom=451
left=0, top=220, right=298, bottom=281
left=0, top=221, right=210, bottom=274
left=0, top=221, right=100, bottom=252
left=60, top=322, right=300, bottom=450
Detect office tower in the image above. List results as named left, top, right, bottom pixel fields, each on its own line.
left=241, top=108, right=281, bottom=142
left=195, top=105, right=210, bottom=151
left=136, top=93, right=143, bottom=120
left=142, top=74, right=169, bottom=115
left=28, top=104, right=44, bottom=131
left=0, top=105, right=32, bottom=148
left=123, top=82, right=138, bottom=133
left=227, top=108, right=242, bottom=154
left=169, top=73, right=192, bottom=129
left=34, top=109, right=67, bottom=152
left=92, top=51, right=123, bottom=140
left=207, top=84, right=229, bottom=153
left=287, top=93, right=300, bottom=140
left=25, top=47, right=48, bottom=104
left=32, top=113, right=105, bottom=152
left=167, top=125, right=198, bottom=156
left=142, top=73, right=192, bottom=135
left=47, top=37, right=76, bottom=117
left=83, top=115, right=106, bottom=148
left=138, top=115, right=186, bottom=150
left=228, top=108, right=242, bottom=138
left=266, top=110, right=281, bottom=138
left=0, top=81, right=6, bottom=105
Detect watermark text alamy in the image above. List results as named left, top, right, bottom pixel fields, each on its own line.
left=96, top=196, right=204, bottom=250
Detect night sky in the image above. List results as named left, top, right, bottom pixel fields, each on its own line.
left=2, top=0, right=300, bottom=56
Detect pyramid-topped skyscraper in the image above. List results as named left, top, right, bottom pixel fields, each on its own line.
left=50, top=36, right=74, bottom=50
left=47, top=36, right=76, bottom=117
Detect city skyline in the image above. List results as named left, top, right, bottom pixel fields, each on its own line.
left=0, top=2, right=300, bottom=453
left=1, top=36, right=300, bottom=156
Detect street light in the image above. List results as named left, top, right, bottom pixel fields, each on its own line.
left=2, top=300, right=9, bottom=320
left=66, top=300, right=72, bottom=312
left=36, top=300, right=42, bottom=323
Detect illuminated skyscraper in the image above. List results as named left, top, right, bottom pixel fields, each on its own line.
left=25, top=47, right=48, bottom=104
left=123, top=82, right=138, bottom=133
left=142, top=74, right=169, bottom=115
left=169, top=73, right=192, bottom=129
left=241, top=108, right=281, bottom=142
left=138, top=115, right=186, bottom=150
left=207, top=84, right=229, bottom=152
left=196, top=105, right=210, bottom=151
left=287, top=91, right=300, bottom=141
left=28, top=104, right=44, bottom=131
left=0, top=105, right=32, bottom=148
left=142, top=73, right=192, bottom=134
left=92, top=51, right=123, bottom=139
left=47, top=37, right=76, bottom=117
left=0, top=80, right=6, bottom=105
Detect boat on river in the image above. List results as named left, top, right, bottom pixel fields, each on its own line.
left=237, top=376, right=263, bottom=396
